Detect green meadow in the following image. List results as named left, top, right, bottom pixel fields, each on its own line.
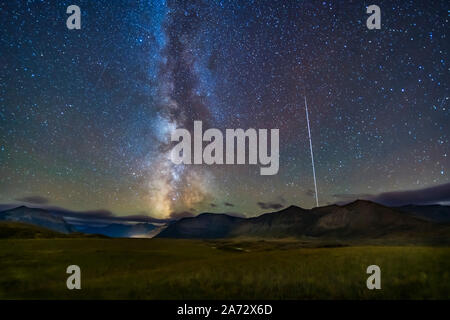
left=0, top=238, right=449, bottom=299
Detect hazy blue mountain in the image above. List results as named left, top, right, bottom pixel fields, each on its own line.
left=0, top=206, right=159, bottom=238
left=0, top=206, right=73, bottom=233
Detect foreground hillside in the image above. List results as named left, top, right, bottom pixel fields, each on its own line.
left=0, top=238, right=449, bottom=299
left=0, top=221, right=68, bottom=239
left=0, top=221, right=106, bottom=239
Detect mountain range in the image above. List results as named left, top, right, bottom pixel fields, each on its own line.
left=0, top=201, right=449, bottom=242
left=156, top=200, right=450, bottom=243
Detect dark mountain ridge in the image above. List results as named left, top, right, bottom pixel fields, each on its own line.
left=157, top=200, right=450, bottom=241
left=396, top=204, right=450, bottom=223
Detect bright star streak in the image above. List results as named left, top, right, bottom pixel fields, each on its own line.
left=305, top=96, right=319, bottom=207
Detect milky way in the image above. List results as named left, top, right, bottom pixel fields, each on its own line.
left=0, top=1, right=448, bottom=218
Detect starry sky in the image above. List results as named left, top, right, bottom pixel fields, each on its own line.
left=0, top=0, right=448, bottom=219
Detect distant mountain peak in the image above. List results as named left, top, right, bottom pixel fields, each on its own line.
left=284, top=205, right=305, bottom=211
left=346, top=199, right=377, bottom=206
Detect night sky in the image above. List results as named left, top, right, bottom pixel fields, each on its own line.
left=0, top=0, right=448, bottom=219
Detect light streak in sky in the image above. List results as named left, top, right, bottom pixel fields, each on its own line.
left=304, top=96, right=319, bottom=207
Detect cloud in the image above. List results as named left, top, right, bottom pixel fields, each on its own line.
left=333, top=182, right=450, bottom=206
left=15, top=196, right=49, bottom=205
left=370, top=183, right=450, bottom=206
left=37, top=205, right=169, bottom=223
left=257, top=195, right=286, bottom=210
left=257, top=202, right=284, bottom=210
left=80, top=209, right=114, bottom=217
left=224, top=202, right=234, bottom=207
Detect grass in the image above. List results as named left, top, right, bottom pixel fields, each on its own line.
left=0, top=238, right=449, bottom=299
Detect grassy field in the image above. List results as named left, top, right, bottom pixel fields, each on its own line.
left=0, top=238, right=449, bottom=299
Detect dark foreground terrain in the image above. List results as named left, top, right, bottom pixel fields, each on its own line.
left=0, top=238, right=449, bottom=300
